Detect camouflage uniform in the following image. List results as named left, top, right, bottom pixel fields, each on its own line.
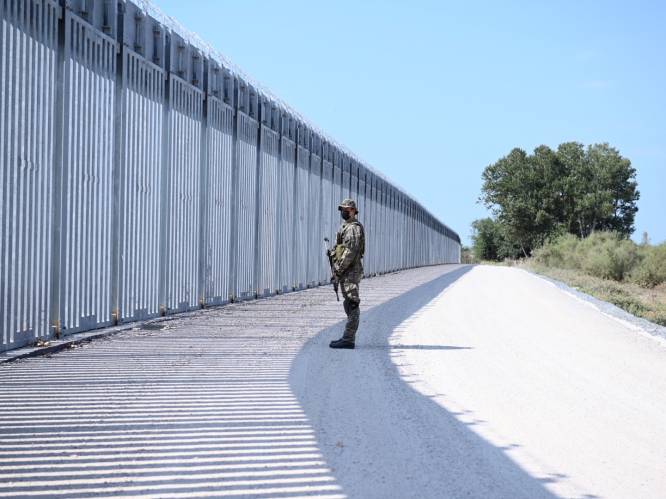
left=333, top=201, right=365, bottom=343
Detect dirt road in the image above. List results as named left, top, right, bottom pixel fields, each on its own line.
left=1, top=264, right=664, bottom=498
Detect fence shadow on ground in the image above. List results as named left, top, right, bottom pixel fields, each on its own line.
left=290, top=266, right=563, bottom=499
left=0, top=292, right=351, bottom=498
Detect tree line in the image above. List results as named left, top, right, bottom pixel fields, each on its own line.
left=472, top=142, right=640, bottom=261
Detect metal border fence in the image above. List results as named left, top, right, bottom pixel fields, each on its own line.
left=0, top=0, right=461, bottom=353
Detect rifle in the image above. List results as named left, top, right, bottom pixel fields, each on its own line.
left=323, top=237, right=339, bottom=301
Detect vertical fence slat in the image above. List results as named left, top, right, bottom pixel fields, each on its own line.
left=256, top=124, right=279, bottom=296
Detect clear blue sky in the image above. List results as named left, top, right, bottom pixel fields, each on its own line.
left=156, top=0, right=665, bottom=245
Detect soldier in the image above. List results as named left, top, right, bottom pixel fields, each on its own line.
left=329, top=198, right=365, bottom=349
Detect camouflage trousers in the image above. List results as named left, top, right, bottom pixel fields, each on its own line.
left=340, top=279, right=360, bottom=342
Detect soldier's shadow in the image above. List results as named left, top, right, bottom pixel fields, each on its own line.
left=363, top=344, right=473, bottom=350
left=289, top=265, right=560, bottom=499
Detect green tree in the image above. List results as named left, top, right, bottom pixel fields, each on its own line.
left=480, top=146, right=565, bottom=256
left=471, top=218, right=502, bottom=261
left=471, top=218, right=521, bottom=261
left=460, top=246, right=476, bottom=264
left=480, top=142, right=639, bottom=256
left=557, top=142, right=639, bottom=238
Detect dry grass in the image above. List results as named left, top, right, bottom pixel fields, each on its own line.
left=521, top=262, right=666, bottom=327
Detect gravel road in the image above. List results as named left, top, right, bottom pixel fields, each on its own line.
left=1, top=264, right=664, bottom=498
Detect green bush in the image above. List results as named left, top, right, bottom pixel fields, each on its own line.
left=578, top=232, right=639, bottom=281
left=532, top=231, right=642, bottom=282
left=631, top=244, right=666, bottom=288
left=531, top=233, right=580, bottom=269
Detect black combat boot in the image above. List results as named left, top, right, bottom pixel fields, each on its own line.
left=329, top=338, right=355, bottom=349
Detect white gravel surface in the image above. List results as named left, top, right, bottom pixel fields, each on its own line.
left=1, top=264, right=664, bottom=498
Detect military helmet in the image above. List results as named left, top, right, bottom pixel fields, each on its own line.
left=338, top=198, right=357, bottom=211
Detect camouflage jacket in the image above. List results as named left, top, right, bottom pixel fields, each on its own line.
left=334, top=217, right=365, bottom=282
